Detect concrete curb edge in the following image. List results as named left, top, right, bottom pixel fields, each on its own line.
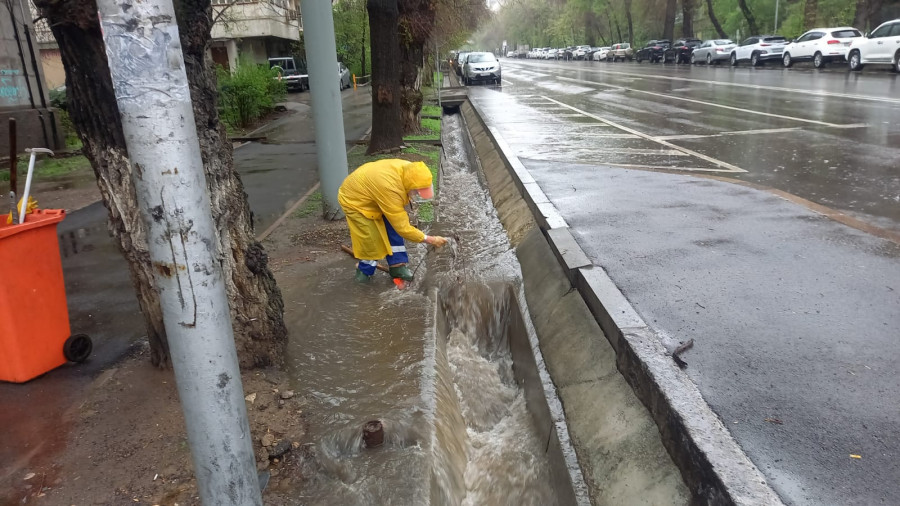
left=464, top=97, right=785, bottom=506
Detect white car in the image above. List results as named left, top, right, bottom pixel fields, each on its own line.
left=462, top=52, right=501, bottom=85
left=592, top=47, right=612, bottom=61
left=782, top=27, right=862, bottom=68
left=506, top=50, right=517, bottom=58
left=572, top=45, right=592, bottom=59
left=848, top=19, right=900, bottom=72
left=730, top=35, right=788, bottom=66
left=545, top=48, right=559, bottom=60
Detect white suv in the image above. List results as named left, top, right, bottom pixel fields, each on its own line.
left=848, top=19, right=900, bottom=72
left=572, top=45, right=592, bottom=60
left=782, top=27, right=862, bottom=68
left=730, top=35, right=788, bottom=66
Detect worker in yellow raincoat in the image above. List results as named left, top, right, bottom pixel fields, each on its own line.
left=338, top=159, right=449, bottom=283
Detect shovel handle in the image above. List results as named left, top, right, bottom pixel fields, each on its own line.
left=340, top=244, right=390, bottom=273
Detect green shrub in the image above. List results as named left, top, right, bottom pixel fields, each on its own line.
left=217, top=58, right=286, bottom=129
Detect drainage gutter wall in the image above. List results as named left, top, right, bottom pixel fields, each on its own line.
left=457, top=99, right=784, bottom=506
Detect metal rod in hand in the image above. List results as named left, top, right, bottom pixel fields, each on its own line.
left=96, top=1, right=261, bottom=504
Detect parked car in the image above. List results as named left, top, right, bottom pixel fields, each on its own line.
left=730, top=35, right=787, bottom=66
left=847, top=19, right=900, bottom=72
left=338, top=62, right=351, bottom=90
left=783, top=27, right=862, bottom=68
left=268, top=57, right=307, bottom=92
left=690, top=39, right=736, bottom=64
left=635, top=40, right=671, bottom=63
left=607, top=42, right=633, bottom=61
left=592, top=47, right=612, bottom=61
left=665, top=38, right=703, bottom=63
left=506, top=50, right=517, bottom=58
left=572, top=45, right=592, bottom=60
left=455, top=51, right=471, bottom=76
left=545, top=48, right=560, bottom=60
left=462, top=51, right=502, bottom=85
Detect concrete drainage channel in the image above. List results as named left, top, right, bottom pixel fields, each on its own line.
left=456, top=94, right=787, bottom=505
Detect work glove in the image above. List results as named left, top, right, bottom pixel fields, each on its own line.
left=424, top=235, right=449, bottom=248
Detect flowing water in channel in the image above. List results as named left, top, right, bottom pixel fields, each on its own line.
left=285, top=112, right=554, bottom=505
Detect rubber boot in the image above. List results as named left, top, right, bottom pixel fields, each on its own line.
left=389, top=264, right=414, bottom=281
left=354, top=268, right=372, bottom=283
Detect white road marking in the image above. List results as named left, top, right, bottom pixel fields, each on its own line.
left=555, top=76, right=865, bottom=128
left=655, top=127, right=802, bottom=140
left=501, top=79, right=515, bottom=86
left=541, top=96, right=748, bottom=173
left=511, top=61, right=900, bottom=105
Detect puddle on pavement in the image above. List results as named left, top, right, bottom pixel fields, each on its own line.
left=284, top=112, right=559, bottom=504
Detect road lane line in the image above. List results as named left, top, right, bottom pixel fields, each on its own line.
left=541, top=95, right=748, bottom=173
left=509, top=61, right=900, bottom=105
left=655, top=127, right=802, bottom=140
left=501, top=79, right=515, bottom=86
left=555, top=76, right=865, bottom=128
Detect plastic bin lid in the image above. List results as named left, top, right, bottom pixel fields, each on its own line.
left=0, top=209, right=66, bottom=240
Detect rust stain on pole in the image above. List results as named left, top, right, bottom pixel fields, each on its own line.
left=363, top=420, right=384, bottom=448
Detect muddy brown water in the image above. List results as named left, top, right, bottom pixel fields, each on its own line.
left=284, top=112, right=564, bottom=505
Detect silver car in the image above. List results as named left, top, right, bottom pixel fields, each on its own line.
left=690, top=39, right=736, bottom=64
left=463, top=52, right=501, bottom=85
left=339, top=62, right=351, bottom=90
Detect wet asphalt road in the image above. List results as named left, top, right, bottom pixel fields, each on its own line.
left=0, top=87, right=371, bottom=478
left=470, top=59, right=900, bottom=504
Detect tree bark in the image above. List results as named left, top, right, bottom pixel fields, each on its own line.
left=737, top=0, right=760, bottom=35
left=663, top=0, right=677, bottom=41
left=682, top=0, right=695, bottom=37
left=36, top=0, right=287, bottom=370
left=853, top=0, right=868, bottom=30
left=706, top=0, right=728, bottom=38
left=367, top=0, right=403, bottom=153
left=803, top=0, right=818, bottom=30
left=624, top=0, right=634, bottom=46
left=399, top=0, right=435, bottom=136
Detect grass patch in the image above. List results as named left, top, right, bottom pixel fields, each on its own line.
left=0, top=154, right=91, bottom=182
left=404, top=116, right=441, bottom=142
left=421, top=104, right=441, bottom=117
left=294, top=190, right=323, bottom=218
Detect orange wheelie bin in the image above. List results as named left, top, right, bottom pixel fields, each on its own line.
left=0, top=209, right=91, bottom=383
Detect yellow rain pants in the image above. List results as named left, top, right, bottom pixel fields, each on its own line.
left=338, top=159, right=432, bottom=260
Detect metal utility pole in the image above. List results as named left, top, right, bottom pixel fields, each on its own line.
left=299, top=0, right=348, bottom=219
left=96, top=1, right=262, bottom=505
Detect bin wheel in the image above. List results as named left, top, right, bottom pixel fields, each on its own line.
left=64, top=334, right=92, bottom=363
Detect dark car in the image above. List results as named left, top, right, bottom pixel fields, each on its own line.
left=664, top=38, right=703, bottom=63
left=454, top=51, right=471, bottom=76
left=635, top=40, right=671, bottom=63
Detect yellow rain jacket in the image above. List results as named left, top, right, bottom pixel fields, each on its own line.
left=338, top=159, right=432, bottom=260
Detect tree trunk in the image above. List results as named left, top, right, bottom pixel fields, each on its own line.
left=803, top=0, right=818, bottom=30
left=367, top=0, right=403, bottom=153
left=584, top=10, right=597, bottom=46
left=36, top=0, right=287, bottom=370
left=663, top=0, right=677, bottom=41
left=706, top=0, right=728, bottom=38
left=362, top=21, right=368, bottom=76
left=867, top=0, right=883, bottom=31
left=624, top=0, right=634, bottom=46
left=737, top=0, right=760, bottom=35
left=399, top=0, right=435, bottom=136
left=853, top=0, right=867, bottom=30
left=682, top=0, right=695, bottom=37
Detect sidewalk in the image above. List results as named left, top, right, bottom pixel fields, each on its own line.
left=462, top=93, right=900, bottom=505
left=0, top=88, right=375, bottom=504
